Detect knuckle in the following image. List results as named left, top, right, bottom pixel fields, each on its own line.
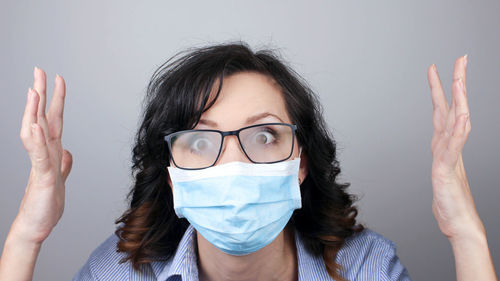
left=20, top=131, right=31, bottom=142
left=33, top=155, right=47, bottom=164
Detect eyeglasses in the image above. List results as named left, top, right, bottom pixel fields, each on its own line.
left=164, top=123, right=297, bottom=170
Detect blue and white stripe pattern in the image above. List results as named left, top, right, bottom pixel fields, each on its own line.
left=73, top=225, right=411, bottom=280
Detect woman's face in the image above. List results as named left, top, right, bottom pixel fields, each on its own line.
left=168, top=71, right=307, bottom=182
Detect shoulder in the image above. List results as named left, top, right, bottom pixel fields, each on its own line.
left=336, top=228, right=411, bottom=280
left=73, top=232, right=131, bottom=281
left=341, top=228, right=397, bottom=256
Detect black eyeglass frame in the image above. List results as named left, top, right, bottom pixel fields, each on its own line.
left=164, top=122, right=298, bottom=170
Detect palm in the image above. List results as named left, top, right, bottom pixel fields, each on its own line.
left=15, top=67, right=73, bottom=244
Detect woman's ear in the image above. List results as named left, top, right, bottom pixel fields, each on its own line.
left=298, top=151, right=308, bottom=184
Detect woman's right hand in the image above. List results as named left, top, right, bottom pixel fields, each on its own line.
left=0, top=67, right=73, bottom=281
left=12, top=67, right=73, bottom=245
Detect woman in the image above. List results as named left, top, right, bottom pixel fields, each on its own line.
left=0, top=42, right=496, bottom=281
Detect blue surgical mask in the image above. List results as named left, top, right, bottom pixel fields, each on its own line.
left=167, top=156, right=302, bottom=256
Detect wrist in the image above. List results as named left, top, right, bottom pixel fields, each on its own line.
left=5, top=229, right=43, bottom=253
left=449, top=226, right=488, bottom=251
left=0, top=224, right=42, bottom=281
left=7, top=217, right=46, bottom=248
left=446, top=213, right=486, bottom=243
left=447, top=226, right=497, bottom=281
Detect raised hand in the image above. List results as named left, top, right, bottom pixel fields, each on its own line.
left=0, top=67, right=73, bottom=281
left=13, top=67, right=73, bottom=244
left=428, top=56, right=497, bottom=280
left=427, top=55, right=485, bottom=240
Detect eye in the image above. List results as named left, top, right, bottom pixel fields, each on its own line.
left=190, top=137, right=214, bottom=153
left=253, top=130, right=276, bottom=145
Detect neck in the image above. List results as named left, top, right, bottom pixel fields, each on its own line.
left=196, top=226, right=298, bottom=281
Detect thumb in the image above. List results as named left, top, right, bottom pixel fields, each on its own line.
left=61, top=149, right=73, bottom=182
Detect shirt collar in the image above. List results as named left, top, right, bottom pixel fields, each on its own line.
left=152, top=225, right=199, bottom=281
left=152, top=225, right=331, bottom=281
left=294, top=230, right=334, bottom=280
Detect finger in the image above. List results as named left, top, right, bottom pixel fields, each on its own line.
left=20, top=88, right=40, bottom=144
left=452, top=55, right=468, bottom=90
left=428, top=64, right=448, bottom=134
left=31, top=88, right=51, bottom=143
left=453, top=77, right=470, bottom=120
left=33, top=67, right=51, bottom=144
left=453, top=55, right=470, bottom=118
left=444, top=96, right=457, bottom=137
left=449, top=55, right=470, bottom=139
left=61, top=149, right=73, bottom=182
left=463, top=54, right=468, bottom=90
left=451, top=55, right=467, bottom=112
left=33, top=67, right=47, bottom=119
left=30, top=123, right=51, bottom=174
left=47, top=74, right=66, bottom=141
left=444, top=114, right=469, bottom=167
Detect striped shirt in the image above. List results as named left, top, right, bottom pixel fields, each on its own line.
left=73, top=225, right=411, bottom=280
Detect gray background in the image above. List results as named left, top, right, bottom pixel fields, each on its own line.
left=1, top=0, right=498, bottom=280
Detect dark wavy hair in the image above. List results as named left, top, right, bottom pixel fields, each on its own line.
left=114, top=41, right=364, bottom=281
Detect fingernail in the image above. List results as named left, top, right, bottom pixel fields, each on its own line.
left=463, top=54, right=468, bottom=68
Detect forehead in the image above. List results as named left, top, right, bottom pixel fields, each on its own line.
left=196, top=71, right=291, bottom=130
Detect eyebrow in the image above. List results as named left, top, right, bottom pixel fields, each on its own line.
left=198, top=112, right=285, bottom=127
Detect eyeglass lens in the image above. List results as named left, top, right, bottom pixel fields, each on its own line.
left=169, top=124, right=294, bottom=169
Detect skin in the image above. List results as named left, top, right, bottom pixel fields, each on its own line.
left=427, top=55, right=497, bottom=280
left=0, top=56, right=497, bottom=281
left=0, top=68, right=73, bottom=281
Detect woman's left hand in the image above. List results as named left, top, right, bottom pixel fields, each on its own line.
left=427, top=55, right=485, bottom=242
